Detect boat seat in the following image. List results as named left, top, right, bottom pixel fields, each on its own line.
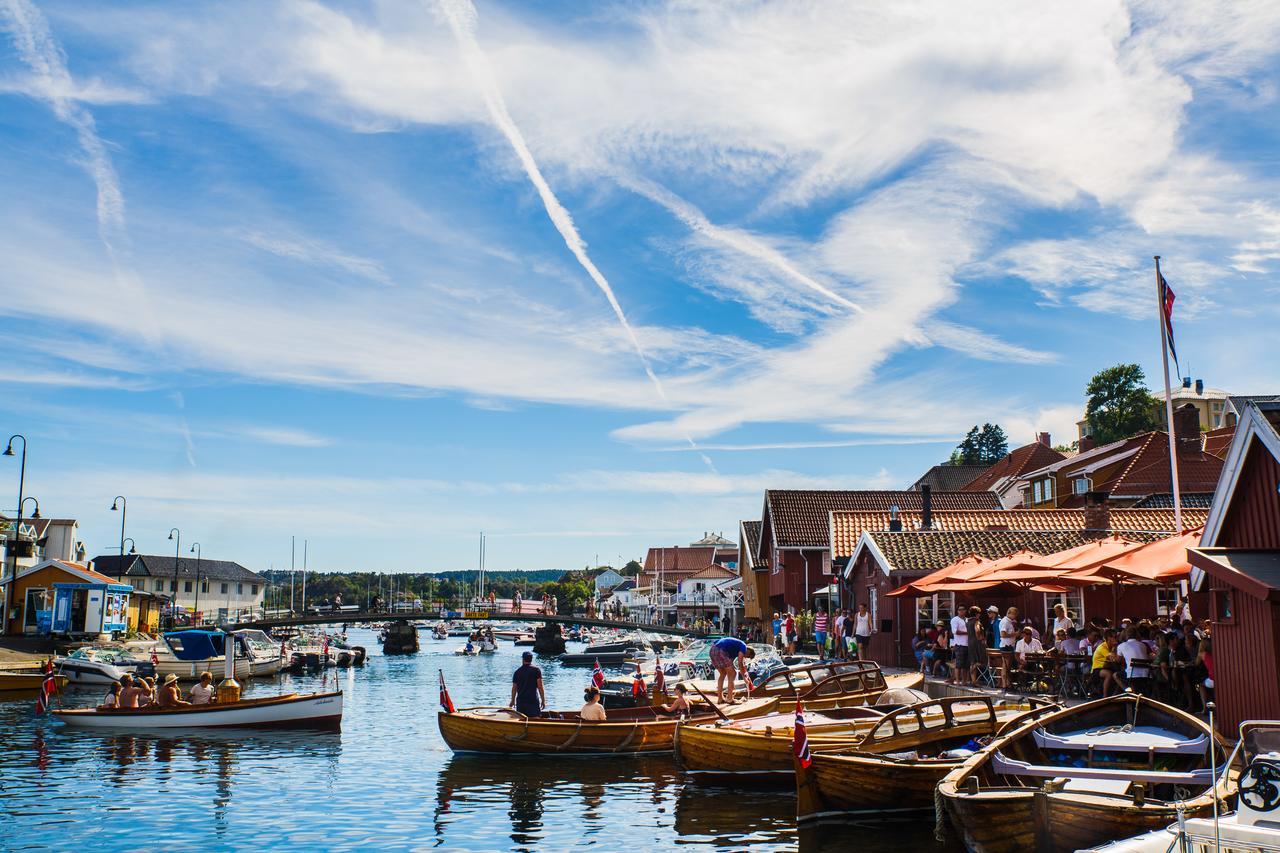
left=991, top=751, right=1214, bottom=786
left=1061, top=777, right=1132, bottom=796
left=1033, top=728, right=1209, bottom=755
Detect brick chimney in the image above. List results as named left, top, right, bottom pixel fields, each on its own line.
left=1173, top=403, right=1200, bottom=458
left=1079, top=435, right=1095, bottom=452
left=920, top=485, right=933, bottom=530
left=1037, top=432, right=1051, bottom=447
left=1083, top=490, right=1111, bottom=537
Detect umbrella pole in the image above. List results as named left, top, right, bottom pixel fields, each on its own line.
left=1111, top=580, right=1119, bottom=626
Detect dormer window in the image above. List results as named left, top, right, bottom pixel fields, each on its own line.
left=1073, top=477, right=1090, bottom=495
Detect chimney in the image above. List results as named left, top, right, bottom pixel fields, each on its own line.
left=1083, top=490, right=1111, bottom=538
left=920, top=485, right=933, bottom=531
left=1173, top=403, right=1200, bottom=458
left=1080, top=435, right=1095, bottom=452
left=888, top=505, right=902, bottom=533
left=1194, top=378, right=1204, bottom=396
left=1037, top=432, right=1051, bottom=447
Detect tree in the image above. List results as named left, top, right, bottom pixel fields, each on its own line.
left=1085, top=363, right=1160, bottom=445
left=950, top=423, right=1009, bottom=465
left=621, top=559, right=643, bottom=577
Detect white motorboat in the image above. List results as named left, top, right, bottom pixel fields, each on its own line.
left=232, top=630, right=285, bottom=677
left=432, top=623, right=449, bottom=640
left=55, top=647, right=153, bottom=686
left=150, top=630, right=252, bottom=681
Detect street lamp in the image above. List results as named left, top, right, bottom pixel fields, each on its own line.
left=121, top=538, right=137, bottom=555
left=3, top=434, right=27, bottom=637
left=167, top=528, right=180, bottom=628
left=21, top=497, right=39, bottom=520
left=110, top=496, right=127, bottom=557
left=190, top=543, right=202, bottom=625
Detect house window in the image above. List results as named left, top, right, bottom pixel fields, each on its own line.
left=251, top=584, right=259, bottom=596
left=184, top=581, right=193, bottom=593
left=237, top=583, right=244, bottom=595
left=220, top=583, right=228, bottom=594
left=1044, top=590, right=1084, bottom=629
left=170, top=581, right=177, bottom=592
left=867, top=586, right=878, bottom=624
left=1033, top=482, right=1043, bottom=504
left=201, top=580, right=209, bottom=593
left=1214, top=590, right=1235, bottom=625
left=1073, top=478, right=1090, bottom=495
left=1043, top=478, right=1054, bottom=501
left=916, top=592, right=955, bottom=631
left=154, top=580, right=164, bottom=592
left=1156, top=587, right=1179, bottom=616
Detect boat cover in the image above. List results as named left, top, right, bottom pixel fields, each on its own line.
left=1034, top=726, right=1209, bottom=755
left=991, top=751, right=1213, bottom=785
left=164, top=630, right=226, bottom=661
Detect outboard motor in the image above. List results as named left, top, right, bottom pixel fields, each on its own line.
left=1239, top=752, right=1280, bottom=827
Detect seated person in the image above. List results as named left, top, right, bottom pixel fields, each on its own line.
left=580, top=686, right=607, bottom=721
left=188, top=671, right=216, bottom=705
left=1091, top=629, right=1124, bottom=697
left=117, top=674, right=142, bottom=709
left=157, top=673, right=190, bottom=708
left=657, top=683, right=692, bottom=716
left=99, top=682, right=122, bottom=710
left=1014, top=626, right=1044, bottom=670
left=137, top=677, right=157, bottom=707
left=1117, top=628, right=1152, bottom=686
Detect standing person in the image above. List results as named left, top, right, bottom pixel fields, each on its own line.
left=843, top=608, right=857, bottom=659
left=966, top=606, right=988, bottom=686
left=709, top=636, right=755, bottom=703
left=998, top=607, right=1019, bottom=651
left=509, top=651, right=546, bottom=718
left=950, top=608, right=970, bottom=685
left=852, top=602, right=873, bottom=661
left=813, top=608, right=829, bottom=660
left=1173, top=596, right=1192, bottom=625
left=783, top=612, right=797, bottom=655
left=771, top=612, right=782, bottom=649
left=1052, top=603, right=1074, bottom=635
left=513, top=590, right=522, bottom=614
left=832, top=609, right=847, bottom=660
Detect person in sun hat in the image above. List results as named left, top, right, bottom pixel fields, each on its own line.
left=157, top=673, right=190, bottom=708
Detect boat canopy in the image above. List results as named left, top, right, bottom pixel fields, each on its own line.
left=164, top=630, right=226, bottom=660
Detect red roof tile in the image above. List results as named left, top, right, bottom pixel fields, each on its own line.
left=764, top=489, right=1002, bottom=549
left=963, top=442, right=1067, bottom=493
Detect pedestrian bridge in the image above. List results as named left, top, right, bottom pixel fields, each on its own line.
left=233, top=609, right=711, bottom=638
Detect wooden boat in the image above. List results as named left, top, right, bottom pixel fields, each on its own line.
left=0, top=671, right=68, bottom=697
left=438, top=695, right=779, bottom=755
left=52, top=690, right=343, bottom=730
left=681, top=659, right=924, bottom=712
left=936, top=693, right=1235, bottom=852
left=795, top=696, right=1058, bottom=822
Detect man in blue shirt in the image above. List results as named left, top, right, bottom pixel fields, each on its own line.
left=509, top=651, right=545, bottom=717
left=710, top=636, right=755, bottom=703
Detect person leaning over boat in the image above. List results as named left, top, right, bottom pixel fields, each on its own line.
left=709, top=635, right=755, bottom=704
left=580, top=686, right=607, bottom=721
left=657, top=682, right=691, bottom=716
left=188, top=672, right=215, bottom=705
left=509, top=651, right=546, bottom=718
left=158, top=674, right=191, bottom=708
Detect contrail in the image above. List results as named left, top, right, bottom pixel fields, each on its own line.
left=438, top=0, right=714, bottom=470
left=619, top=174, right=864, bottom=315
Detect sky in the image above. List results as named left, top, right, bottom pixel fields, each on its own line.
left=0, top=0, right=1278, bottom=573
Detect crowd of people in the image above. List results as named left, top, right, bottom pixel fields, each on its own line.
left=907, top=599, right=1215, bottom=714
left=99, top=671, right=219, bottom=710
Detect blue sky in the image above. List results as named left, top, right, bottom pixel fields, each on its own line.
left=1, top=0, right=1278, bottom=572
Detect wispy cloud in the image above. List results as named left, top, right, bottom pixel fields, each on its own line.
left=236, top=229, right=392, bottom=286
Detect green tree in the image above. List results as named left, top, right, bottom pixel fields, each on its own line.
left=950, top=423, right=1009, bottom=465
left=621, top=559, right=643, bottom=577
left=1085, top=363, right=1160, bottom=444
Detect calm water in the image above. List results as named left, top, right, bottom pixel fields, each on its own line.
left=0, top=628, right=947, bottom=852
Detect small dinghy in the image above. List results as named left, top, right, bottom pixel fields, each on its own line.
left=937, top=693, right=1234, bottom=852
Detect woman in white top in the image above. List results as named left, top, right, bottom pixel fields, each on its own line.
left=100, top=682, right=121, bottom=710
left=580, top=686, right=607, bottom=721
left=1052, top=603, right=1075, bottom=635
left=188, top=671, right=215, bottom=705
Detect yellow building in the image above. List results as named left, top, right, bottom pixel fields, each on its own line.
left=1077, top=377, right=1230, bottom=443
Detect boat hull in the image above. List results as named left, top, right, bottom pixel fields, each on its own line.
left=247, top=656, right=284, bottom=677
left=0, top=672, right=68, bottom=696
left=52, top=691, right=343, bottom=730
left=154, top=657, right=253, bottom=682
left=439, top=697, right=780, bottom=755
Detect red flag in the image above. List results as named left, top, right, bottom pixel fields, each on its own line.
left=1158, top=271, right=1178, bottom=368
left=438, top=669, right=456, bottom=714
left=591, top=659, right=605, bottom=689
left=631, top=672, right=646, bottom=698
left=150, top=648, right=159, bottom=666
left=653, top=656, right=665, bottom=694
left=35, top=660, right=56, bottom=715
left=793, top=701, right=812, bottom=769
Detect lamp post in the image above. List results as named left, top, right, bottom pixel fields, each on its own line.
left=121, top=537, right=137, bottom=555
left=110, top=496, right=127, bottom=557
left=167, top=528, right=180, bottom=628
left=3, top=435, right=27, bottom=637
left=190, top=542, right=202, bottom=625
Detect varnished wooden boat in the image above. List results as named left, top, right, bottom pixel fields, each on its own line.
left=936, top=693, right=1236, bottom=852
left=795, top=696, right=1057, bottom=821
left=0, top=671, right=68, bottom=697
left=52, top=691, right=343, bottom=730
left=680, top=659, right=924, bottom=712
left=438, top=695, right=780, bottom=755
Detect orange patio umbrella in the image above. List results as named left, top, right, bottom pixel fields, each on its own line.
left=886, top=553, right=992, bottom=598
left=1062, top=531, right=1202, bottom=624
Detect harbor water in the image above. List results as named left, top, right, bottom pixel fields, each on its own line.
left=0, top=628, right=948, bottom=851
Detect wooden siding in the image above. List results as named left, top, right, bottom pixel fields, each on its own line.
left=1220, top=443, right=1280, bottom=548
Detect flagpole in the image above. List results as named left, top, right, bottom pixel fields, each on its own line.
left=1155, top=255, right=1184, bottom=532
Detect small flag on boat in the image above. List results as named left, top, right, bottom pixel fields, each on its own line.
left=591, top=659, right=605, bottom=689
left=150, top=648, right=159, bottom=666
left=631, top=670, right=646, bottom=698
left=653, top=656, right=665, bottom=694
left=793, top=701, right=812, bottom=769
left=438, top=669, right=456, bottom=714
left=1158, top=270, right=1179, bottom=368
left=35, top=659, right=56, bottom=715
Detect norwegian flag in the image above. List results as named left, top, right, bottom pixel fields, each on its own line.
left=150, top=648, right=159, bottom=667
left=322, top=636, right=330, bottom=659
left=279, top=640, right=287, bottom=661
left=631, top=671, right=646, bottom=698
left=793, top=701, right=813, bottom=769
left=35, top=660, right=57, bottom=715
left=591, top=659, right=605, bottom=689
left=653, top=656, right=665, bottom=694
left=1158, top=271, right=1179, bottom=368
left=438, top=669, right=456, bottom=714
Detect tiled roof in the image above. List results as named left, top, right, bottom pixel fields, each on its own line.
left=1203, top=425, right=1236, bottom=460
left=1084, top=432, right=1223, bottom=503
left=830, top=507, right=1206, bottom=557
left=963, top=442, right=1067, bottom=494
left=740, top=520, right=763, bottom=567
left=643, top=546, right=718, bottom=573
left=860, top=530, right=1167, bottom=574
left=93, top=554, right=265, bottom=583
left=908, top=464, right=990, bottom=492
left=683, top=564, right=739, bottom=580
left=1228, top=395, right=1280, bottom=417
left=764, top=490, right=1002, bottom=549
left=1131, top=493, right=1216, bottom=510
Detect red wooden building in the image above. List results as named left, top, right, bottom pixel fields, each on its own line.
left=1189, top=402, right=1280, bottom=733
